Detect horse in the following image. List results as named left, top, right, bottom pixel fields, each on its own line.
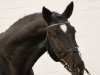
left=0, top=1, right=90, bottom=75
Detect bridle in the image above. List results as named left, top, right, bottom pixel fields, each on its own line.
left=46, top=22, right=91, bottom=75
left=46, top=21, right=78, bottom=71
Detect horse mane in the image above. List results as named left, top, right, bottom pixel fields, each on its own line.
left=10, top=11, right=59, bottom=29
left=2, top=13, right=43, bottom=39
left=11, top=13, right=41, bottom=27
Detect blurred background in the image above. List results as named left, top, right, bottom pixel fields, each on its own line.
left=0, top=0, right=100, bottom=75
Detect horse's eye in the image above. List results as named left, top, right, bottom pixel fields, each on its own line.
left=51, top=34, right=56, bottom=38
left=49, top=32, right=56, bottom=38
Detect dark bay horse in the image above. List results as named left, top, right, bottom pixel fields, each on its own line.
left=0, top=1, right=90, bottom=75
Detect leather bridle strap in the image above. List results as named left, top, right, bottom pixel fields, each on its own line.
left=46, top=21, right=69, bottom=30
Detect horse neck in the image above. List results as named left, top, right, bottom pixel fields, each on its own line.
left=1, top=24, right=47, bottom=75
left=9, top=39, right=47, bottom=75
left=0, top=13, right=47, bottom=75
left=9, top=30, right=47, bottom=75
left=22, top=40, right=47, bottom=75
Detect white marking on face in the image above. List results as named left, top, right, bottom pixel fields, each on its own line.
left=60, top=24, right=67, bottom=33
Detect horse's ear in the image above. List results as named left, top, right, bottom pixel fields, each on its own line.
left=62, top=1, right=74, bottom=18
left=42, top=6, right=51, bottom=24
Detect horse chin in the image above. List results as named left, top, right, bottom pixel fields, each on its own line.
left=72, top=71, right=80, bottom=75
left=71, top=69, right=84, bottom=75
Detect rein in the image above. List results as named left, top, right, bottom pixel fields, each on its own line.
left=46, top=22, right=91, bottom=75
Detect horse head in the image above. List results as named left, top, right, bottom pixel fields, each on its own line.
left=42, top=1, right=85, bottom=75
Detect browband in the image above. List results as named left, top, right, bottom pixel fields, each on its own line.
left=46, top=21, right=69, bottom=30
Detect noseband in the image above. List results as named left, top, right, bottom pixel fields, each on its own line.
left=46, top=22, right=91, bottom=75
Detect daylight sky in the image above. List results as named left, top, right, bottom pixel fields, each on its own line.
left=0, top=0, right=100, bottom=75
